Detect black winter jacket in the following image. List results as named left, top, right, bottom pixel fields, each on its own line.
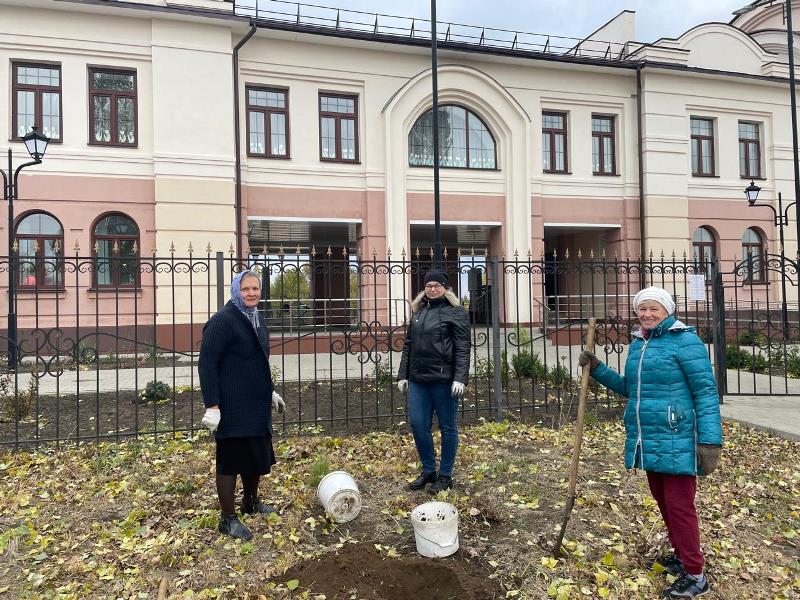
left=397, top=294, right=471, bottom=384
left=198, top=301, right=274, bottom=439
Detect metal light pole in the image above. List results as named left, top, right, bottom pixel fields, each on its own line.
left=430, top=0, right=442, bottom=267
left=786, top=0, right=800, bottom=247
left=745, top=181, right=796, bottom=338
left=1, top=125, right=50, bottom=368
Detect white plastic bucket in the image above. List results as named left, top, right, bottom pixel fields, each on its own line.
left=410, top=501, right=459, bottom=558
left=316, top=471, right=362, bottom=523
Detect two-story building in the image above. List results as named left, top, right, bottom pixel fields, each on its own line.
left=1, top=0, right=798, bottom=345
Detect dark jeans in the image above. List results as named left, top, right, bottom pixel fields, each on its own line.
left=646, top=471, right=704, bottom=575
left=408, top=381, right=458, bottom=477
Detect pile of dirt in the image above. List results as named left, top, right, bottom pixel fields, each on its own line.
left=279, top=542, right=503, bottom=600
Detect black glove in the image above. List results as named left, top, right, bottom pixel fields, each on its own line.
left=696, top=444, right=721, bottom=476
left=578, top=350, right=600, bottom=370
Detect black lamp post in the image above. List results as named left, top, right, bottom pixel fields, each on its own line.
left=745, top=180, right=796, bottom=337
left=430, top=0, right=442, bottom=267
left=1, top=125, right=50, bottom=368
left=785, top=0, right=800, bottom=248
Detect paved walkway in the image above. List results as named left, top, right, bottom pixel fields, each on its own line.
left=720, top=395, right=800, bottom=441
left=13, top=351, right=799, bottom=442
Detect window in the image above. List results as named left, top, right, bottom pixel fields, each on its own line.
left=15, top=212, right=64, bottom=288
left=319, top=93, right=358, bottom=162
left=408, top=105, right=496, bottom=169
left=542, top=112, right=567, bottom=173
left=739, top=122, right=761, bottom=179
left=741, top=227, right=765, bottom=283
left=692, top=226, right=717, bottom=277
left=690, top=118, right=714, bottom=176
left=12, top=63, right=61, bottom=142
left=92, top=213, right=140, bottom=288
left=592, top=116, right=616, bottom=175
left=89, top=68, right=137, bottom=146
left=247, top=87, right=289, bottom=158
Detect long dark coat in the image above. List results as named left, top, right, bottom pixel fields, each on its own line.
left=198, top=301, right=273, bottom=439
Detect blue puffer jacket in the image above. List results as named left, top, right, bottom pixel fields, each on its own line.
left=591, top=314, right=722, bottom=475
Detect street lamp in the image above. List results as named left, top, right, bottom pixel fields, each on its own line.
left=744, top=180, right=796, bottom=337
left=1, top=125, right=50, bottom=368
left=430, top=0, right=442, bottom=267
left=784, top=0, right=800, bottom=250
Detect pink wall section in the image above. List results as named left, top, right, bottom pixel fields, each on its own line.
left=535, top=195, right=641, bottom=258
left=243, top=186, right=387, bottom=257
left=0, top=173, right=157, bottom=330
left=689, top=198, right=775, bottom=263
left=5, top=173, right=156, bottom=255
left=407, top=192, right=504, bottom=225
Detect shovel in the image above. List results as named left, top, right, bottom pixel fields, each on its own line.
left=552, top=316, right=597, bottom=557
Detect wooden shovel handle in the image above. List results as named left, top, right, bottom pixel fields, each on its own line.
left=552, top=317, right=596, bottom=556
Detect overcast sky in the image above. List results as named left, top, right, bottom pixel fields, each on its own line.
left=307, top=0, right=748, bottom=43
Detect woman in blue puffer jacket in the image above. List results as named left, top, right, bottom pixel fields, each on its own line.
left=579, top=286, right=722, bottom=600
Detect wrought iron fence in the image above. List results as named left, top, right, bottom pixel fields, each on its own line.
left=0, top=251, right=797, bottom=449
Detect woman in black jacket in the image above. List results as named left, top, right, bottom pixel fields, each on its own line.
left=199, top=269, right=285, bottom=540
left=397, top=269, right=471, bottom=494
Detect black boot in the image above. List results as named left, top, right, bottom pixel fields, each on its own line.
left=241, top=497, right=278, bottom=515
left=428, top=475, right=453, bottom=495
left=408, top=471, right=437, bottom=491
left=218, top=514, right=253, bottom=540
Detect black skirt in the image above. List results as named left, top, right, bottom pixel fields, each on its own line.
left=216, top=435, right=276, bottom=475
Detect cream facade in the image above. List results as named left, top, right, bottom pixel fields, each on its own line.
left=1, top=0, right=800, bottom=330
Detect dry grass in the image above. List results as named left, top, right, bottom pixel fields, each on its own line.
left=0, top=418, right=798, bottom=599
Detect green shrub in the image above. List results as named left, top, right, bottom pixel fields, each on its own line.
left=725, top=345, right=768, bottom=373
left=473, top=354, right=510, bottom=386
left=307, top=454, right=331, bottom=489
left=372, top=361, right=393, bottom=387
left=139, top=380, right=171, bottom=403
left=786, top=347, right=800, bottom=378
left=0, top=372, right=38, bottom=420
left=511, top=351, right=535, bottom=378
left=548, top=360, right=572, bottom=387
left=474, top=356, right=493, bottom=380
left=738, top=329, right=766, bottom=347
left=73, top=339, right=97, bottom=365
left=270, top=362, right=281, bottom=385
left=511, top=350, right=548, bottom=382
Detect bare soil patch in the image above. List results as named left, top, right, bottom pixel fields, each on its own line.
left=279, top=542, right=502, bottom=600
left=1, top=379, right=622, bottom=447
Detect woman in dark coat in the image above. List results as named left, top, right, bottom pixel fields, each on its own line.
left=199, top=270, right=285, bottom=540
left=397, top=269, right=471, bottom=494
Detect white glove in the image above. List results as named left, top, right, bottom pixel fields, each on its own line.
left=272, top=391, right=285, bottom=413
left=201, top=407, right=220, bottom=432
left=451, top=381, right=465, bottom=398
left=398, top=379, right=408, bottom=393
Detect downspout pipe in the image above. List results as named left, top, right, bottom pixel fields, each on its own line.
left=233, top=23, right=257, bottom=261
left=636, top=63, right=646, bottom=286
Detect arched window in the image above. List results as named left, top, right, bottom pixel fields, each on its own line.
left=92, top=213, right=139, bottom=288
left=692, top=226, right=716, bottom=277
left=408, top=105, right=496, bottom=169
left=741, top=227, right=765, bottom=283
left=15, top=211, right=63, bottom=288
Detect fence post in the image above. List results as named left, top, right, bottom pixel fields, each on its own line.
left=711, top=270, right=727, bottom=402
left=490, top=257, right=503, bottom=422
left=216, top=252, right=225, bottom=312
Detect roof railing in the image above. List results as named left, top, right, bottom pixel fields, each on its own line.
left=232, top=0, right=636, bottom=61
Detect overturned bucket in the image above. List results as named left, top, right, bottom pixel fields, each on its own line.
left=410, top=501, right=459, bottom=558
left=317, top=471, right=362, bottom=523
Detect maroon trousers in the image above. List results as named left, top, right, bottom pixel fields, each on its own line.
left=646, top=471, right=704, bottom=575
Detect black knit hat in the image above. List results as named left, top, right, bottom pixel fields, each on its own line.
left=424, top=269, right=449, bottom=287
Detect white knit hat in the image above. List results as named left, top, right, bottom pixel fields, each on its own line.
left=632, top=286, right=676, bottom=315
